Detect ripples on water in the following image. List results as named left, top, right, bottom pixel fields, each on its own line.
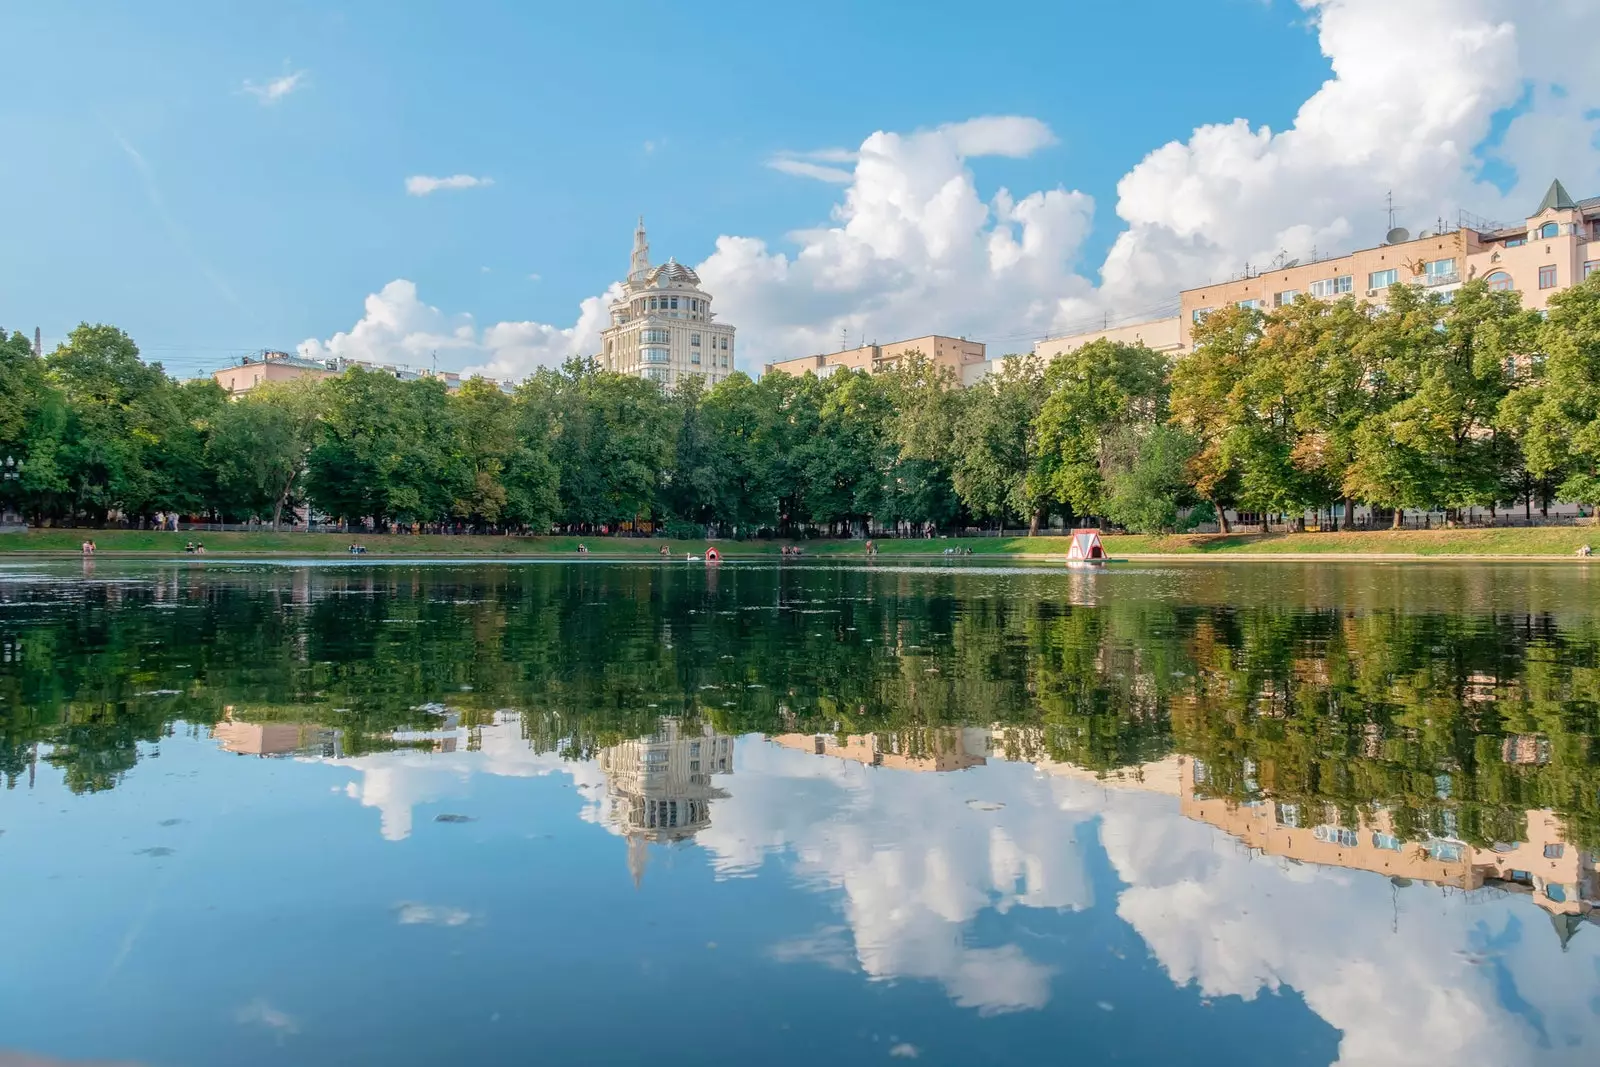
left=0, top=559, right=1596, bottom=1066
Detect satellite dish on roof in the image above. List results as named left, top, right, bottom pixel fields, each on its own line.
left=1417, top=229, right=1435, bottom=239
left=1282, top=258, right=1300, bottom=269
left=1385, top=227, right=1411, bottom=245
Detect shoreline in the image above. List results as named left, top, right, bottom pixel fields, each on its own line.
left=2, top=550, right=1593, bottom=564
left=3, top=527, right=1595, bottom=563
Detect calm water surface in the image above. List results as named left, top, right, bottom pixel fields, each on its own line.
left=0, top=559, right=1597, bottom=1066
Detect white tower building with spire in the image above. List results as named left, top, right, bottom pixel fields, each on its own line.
left=599, top=217, right=736, bottom=387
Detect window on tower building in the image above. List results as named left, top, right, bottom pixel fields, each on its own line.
left=1539, top=265, right=1557, bottom=289
left=1486, top=271, right=1513, bottom=291
left=1539, top=222, right=1560, bottom=239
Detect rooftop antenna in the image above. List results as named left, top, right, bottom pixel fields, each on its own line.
left=839, top=326, right=847, bottom=352
left=1385, top=190, right=1403, bottom=232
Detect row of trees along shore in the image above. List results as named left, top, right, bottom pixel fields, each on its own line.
left=4, top=273, right=1600, bottom=536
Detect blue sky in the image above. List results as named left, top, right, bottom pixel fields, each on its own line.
left=2, top=1, right=1594, bottom=378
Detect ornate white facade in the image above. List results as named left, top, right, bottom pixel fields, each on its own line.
left=600, top=218, right=735, bottom=387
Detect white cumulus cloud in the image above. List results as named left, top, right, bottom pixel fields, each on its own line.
left=302, top=1, right=1600, bottom=382
left=296, top=279, right=611, bottom=379
left=405, top=174, right=494, bottom=197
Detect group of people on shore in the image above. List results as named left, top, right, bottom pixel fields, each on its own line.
left=780, top=545, right=805, bottom=557
left=347, top=544, right=369, bottom=555
left=182, top=541, right=205, bottom=554
left=79, top=540, right=97, bottom=555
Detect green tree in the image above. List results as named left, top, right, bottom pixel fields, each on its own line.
left=207, top=379, right=323, bottom=525
left=881, top=354, right=965, bottom=531
left=1345, top=281, right=1536, bottom=522
left=802, top=371, right=896, bottom=534
left=1169, top=307, right=1256, bottom=531
left=46, top=324, right=176, bottom=525
left=1033, top=339, right=1168, bottom=521
left=953, top=356, right=1047, bottom=534
left=700, top=372, right=780, bottom=534
left=0, top=331, right=67, bottom=520
left=1521, top=273, right=1600, bottom=507
left=1102, top=425, right=1201, bottom=533
left=306, top=368, right=467, bottom=527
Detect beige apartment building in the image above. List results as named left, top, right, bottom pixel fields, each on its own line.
left=1033, top=316, right=1184, bottom=362
left=1180, top=179, right=1600, bottom=349
left=212, top=351, right=335, bottom=396
left=599, top=218, right=736, bottom=388
left=764, top=334, right=986, bottom=383
left=212, top=349, right=464, bottom=397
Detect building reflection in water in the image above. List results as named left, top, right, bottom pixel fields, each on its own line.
left=770, top=727, right=988, bottom=773
left=596, top=717, right=734, bottom=885
left=211, top=708, right=344, bottom=759
left=774, top=725, right=1599, bottom=942
left=1182, top=758, right=1598, bottom=937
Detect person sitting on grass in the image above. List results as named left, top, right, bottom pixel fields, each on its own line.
left=1579, top=544, right=1593, bottom=557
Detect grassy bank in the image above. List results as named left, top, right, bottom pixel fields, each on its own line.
left=1, top=525, right=1596, bottom=559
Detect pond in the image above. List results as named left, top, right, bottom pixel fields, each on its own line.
left=0, top=559, right=1596, bottom=1066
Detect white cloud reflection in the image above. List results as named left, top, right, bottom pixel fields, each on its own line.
left=319, top=723, right=1600, bottom=1060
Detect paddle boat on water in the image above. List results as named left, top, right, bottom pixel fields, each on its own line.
left=1065, top=528, right=1110, bottom=568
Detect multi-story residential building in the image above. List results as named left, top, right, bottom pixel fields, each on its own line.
left=212, top=350, right=465, bottom=397
left=599, top=218, right=735, bottom=388
left=764, top=334, right=986, bottom=383
left=1033, top=316, right=1185, bottom=361
left=1180, top=179, right=1600, bottom=349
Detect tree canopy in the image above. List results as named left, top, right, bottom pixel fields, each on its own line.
left=9, top=277, right=1600, bottom=533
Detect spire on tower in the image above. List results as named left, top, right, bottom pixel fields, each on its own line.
left=629, top=215, right=651, bottom=282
